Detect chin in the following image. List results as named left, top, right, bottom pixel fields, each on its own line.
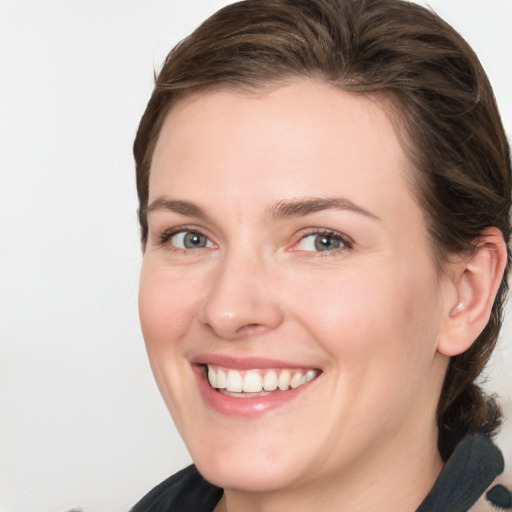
left=182, top=426, right=308, bottom=492
left=195, top=455, right=306, bottom=493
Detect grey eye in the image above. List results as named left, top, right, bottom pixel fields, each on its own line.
left=298, top=233, right=345, bottom=252
left=171, top=231, right=213, bottom=249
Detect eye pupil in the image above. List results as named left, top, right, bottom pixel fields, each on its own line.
left=184, top=232, right=207, bottom=248
left=314, top=235, right=342, bottom=251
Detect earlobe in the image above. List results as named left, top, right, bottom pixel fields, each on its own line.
left=437, top=227, right=507, bottom=357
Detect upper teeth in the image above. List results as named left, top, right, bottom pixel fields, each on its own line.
left=207, top=366, right=318, bottom=393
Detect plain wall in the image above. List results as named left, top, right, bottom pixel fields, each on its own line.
left=0, top=1, right=510, bottom=511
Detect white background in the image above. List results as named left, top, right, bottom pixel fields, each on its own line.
left=0, top=1, right=510, bottom=511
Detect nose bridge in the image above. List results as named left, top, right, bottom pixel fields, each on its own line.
left=198, top=244, right=283, bottom=339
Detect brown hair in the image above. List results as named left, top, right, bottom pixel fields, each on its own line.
left=134, top=0, right=511, bottom=460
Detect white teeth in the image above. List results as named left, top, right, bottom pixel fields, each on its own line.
left=304, top=369, right=317, bottom=383
left=217, top=369, right=227, bottom=388
left=226, top=369, right=243, bottom=392
left=290, top=372, right=303, bottom=389
left=208, top=366, right=217, bottom=388
left=278, top=369, right=291, bottom=391
left=243, top=371, right=263, bottom=392
left=206, top=366, right=319, bottom=393
left=263, top=370, right=278, bottom=391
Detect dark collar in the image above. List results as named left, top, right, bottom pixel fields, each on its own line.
left=417, top=433, right=504, bottom=512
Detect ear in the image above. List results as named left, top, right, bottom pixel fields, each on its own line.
left=437, top=227, right=508, bottom=357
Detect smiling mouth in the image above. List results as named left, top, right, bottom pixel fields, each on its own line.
left=205, top=365, right=321, bottom=397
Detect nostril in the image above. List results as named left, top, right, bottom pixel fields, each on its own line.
left=235, top=323, right=269, bottom=336
left=200, top=310, right=274, bottom=339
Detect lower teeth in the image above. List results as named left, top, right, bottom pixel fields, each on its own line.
left=214, top=388, right=288, bottom=398
left=219, top=390, right=274, bottom=398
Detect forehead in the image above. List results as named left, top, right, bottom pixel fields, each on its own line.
left=149, top=80, right=421, bottom=228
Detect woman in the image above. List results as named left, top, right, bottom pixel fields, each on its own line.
left=131, top=0, right=511, bottom=510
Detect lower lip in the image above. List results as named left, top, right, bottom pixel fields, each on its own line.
left=193, top=365, right=315, bottom=417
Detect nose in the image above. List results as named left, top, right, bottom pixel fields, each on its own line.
left=198, top=252, right=284, bottom=340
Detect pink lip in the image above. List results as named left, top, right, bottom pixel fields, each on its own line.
left=190, top=353, right=314, bottom=370
left=191, top=360, right=319, bottom=417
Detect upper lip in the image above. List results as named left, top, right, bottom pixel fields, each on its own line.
left=189, top=353, right=319, bottom=371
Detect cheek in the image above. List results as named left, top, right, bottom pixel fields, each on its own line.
left=138, top=261, right=205, bottom=427
left=286, top=262, right=440, bottom=365
left=291, top=265, right=442, bottom=430
left=138, top=261, right=201, bottom=352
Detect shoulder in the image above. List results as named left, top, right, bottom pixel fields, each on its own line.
left=130, top=465, right=223, bottom=512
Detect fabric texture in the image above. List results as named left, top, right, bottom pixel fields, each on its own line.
left=130, top=464, right=222, bottom=512
left=130, top=433, right=504, bottom=512
left=416, top=433, right=504, bottom=512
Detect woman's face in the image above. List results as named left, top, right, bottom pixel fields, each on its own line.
left=139, top=80, right=451, bottom=492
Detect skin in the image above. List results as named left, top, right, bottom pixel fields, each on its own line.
left=139, top=80, right=460, bottom=512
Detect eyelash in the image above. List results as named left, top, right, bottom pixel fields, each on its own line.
left=154, top=227, right=353, bottom=255
left=155, top=226, right=212, bottom=252
left=292, top=228, right=353, bottom=255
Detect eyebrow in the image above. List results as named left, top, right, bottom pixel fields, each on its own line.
left=267, top=197, right=381, bottom=222
left=146, top=198, right=208, bottom=219
left=145, top=196, right=381, bottom=222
